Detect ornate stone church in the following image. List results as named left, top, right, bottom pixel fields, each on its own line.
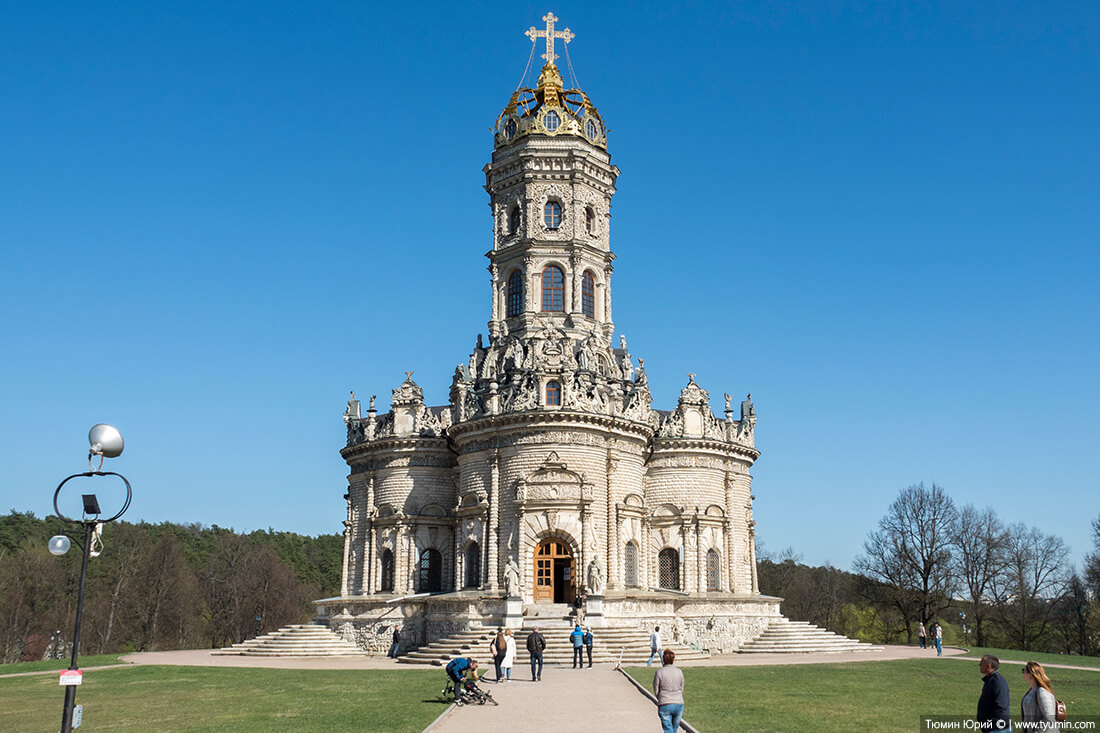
left=315, top=13, right=781, bottom=654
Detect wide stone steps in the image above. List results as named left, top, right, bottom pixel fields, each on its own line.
left=398, top=626, right=709, bottom=666
left=739, top=618, right=882, bottom=653
left=213, top=623, right=366, bottom=657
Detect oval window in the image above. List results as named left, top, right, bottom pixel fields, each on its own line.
left=544, top=110, right=561, bottom=132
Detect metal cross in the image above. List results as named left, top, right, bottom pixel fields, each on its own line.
left=526, top=12, right=574, bottom=66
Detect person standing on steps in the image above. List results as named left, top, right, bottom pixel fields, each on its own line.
left=648, top=625, right=662, bottom=667
left=526, top=626, right=546, bottom=681
left=583, top=626, right=594, bottom=668
left=570, top=624, right=585, bottom=669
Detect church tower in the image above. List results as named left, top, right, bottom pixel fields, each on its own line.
left=484, top=13, right=618, bottom=346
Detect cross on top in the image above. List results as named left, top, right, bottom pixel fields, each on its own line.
left=526, top=12, right=574, bottom=67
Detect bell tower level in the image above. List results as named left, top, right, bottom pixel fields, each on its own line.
left=484, top=14, right=619, bottom=346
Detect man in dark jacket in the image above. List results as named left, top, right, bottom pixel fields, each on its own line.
left=526, top=626, right=546, bottom=681
left=570, top=624, right=584, bottom=669
left=583, top=626, right=594, bottom=668
left=977, top=654, right=1011, bottom=731
left=388, top=625, right=401, bottom=658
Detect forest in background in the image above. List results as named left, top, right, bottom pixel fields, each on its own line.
left=0, top=511, right=341, bottom=663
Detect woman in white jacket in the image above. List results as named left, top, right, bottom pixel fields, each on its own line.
left=500, top=628, right=517, bottom=681
left=1021, top=661, right=1058, bottom=729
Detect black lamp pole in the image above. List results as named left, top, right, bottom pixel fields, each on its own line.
left=53, top=470, right=132, bottom=733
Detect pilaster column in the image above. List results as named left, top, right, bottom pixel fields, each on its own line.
left=724, top=471, right=736, bottom=592
left=603, top=265, right=613, bottom=324
left=366, top=523, right=376, bottom=593
left=404, top=522, right=416, bottom=593
left=453, top=523, right=462, bottom=591
left=606, top=447, right=618, bottom=589
left=722, top=518, right=732, bottom=593
left=487, top=450, right=500, bottom=591
left=695, top=519, right=703, bottom=593
left=340, top=520, right=351, bottom=597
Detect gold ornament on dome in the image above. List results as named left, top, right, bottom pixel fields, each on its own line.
left=495, top=12, right=606, bottom=149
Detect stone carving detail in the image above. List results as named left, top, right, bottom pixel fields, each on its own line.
left=587, top=555, right=604, bottom=595
left=503, top=557, right=521, bottom=597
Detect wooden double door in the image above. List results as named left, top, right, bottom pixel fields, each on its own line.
left=533, top=538, right=575, bottom=604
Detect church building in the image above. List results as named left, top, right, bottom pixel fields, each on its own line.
left=315, top=13, right=782, bottom=654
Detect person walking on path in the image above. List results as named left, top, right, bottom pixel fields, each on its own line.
left=648, top=626, right=662, bottom=667
left=388, top=625, right=401, bottom=658
left=526, top=626, right=546, bottom=681
left=583, top=626, right=594, bottom=668
left=570, top=624, right=585, bottom=669
left=501, top=629, right=517, bottom=682
left=977, top=654, right=1011, bottom=732
left=918, top=622, right=927, bottom=649
left=1021, top=661, right=1058, bottom=729
left=653, top=649, right=685, bottom=733
left=490, top=628, right=506, bottom=682
left=934, top=622, right=943, bottom=656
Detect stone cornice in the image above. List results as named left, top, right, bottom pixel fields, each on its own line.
left=340, top=436, right=451, bottom=464
left=650, top=437, right=760, bottom=463
left=447, top=409, right=652, bottom=447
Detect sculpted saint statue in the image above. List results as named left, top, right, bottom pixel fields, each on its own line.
left=503, top=557, right=521, bottom=597
left=740, top=393, right=755, bottom=422
left=587, top=555, right=605, bottom=595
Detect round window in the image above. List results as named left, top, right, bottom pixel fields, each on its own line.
left=544, top=110, right=561, bottom=132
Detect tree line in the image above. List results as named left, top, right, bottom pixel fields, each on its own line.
left=759, top=483, right=1100, bottom=656
left=0, top=511, right=342, bottom=664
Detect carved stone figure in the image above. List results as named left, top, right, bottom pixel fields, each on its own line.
left=741, top=393, right=754, bottom=421
left=503, top=557, right=521, bottom=597
left=587, top=555, right=604, bottom=595
left=344, top=391, right=361, bottom=422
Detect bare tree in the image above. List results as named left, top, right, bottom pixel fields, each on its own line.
left=1050, top=573, right=1094, bottom=656
left=854, top=483, right=958, bottom=642
left=1085, top=515, right=1100, bottom=598
left=953, top=504, right=1008, bottom=646
left=993, top=523, right=1069, bottom=650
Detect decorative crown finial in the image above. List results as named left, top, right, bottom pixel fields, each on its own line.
left=526, top=12, right=574, bottom=67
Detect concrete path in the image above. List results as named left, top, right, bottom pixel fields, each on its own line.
left=427, top=664, right=663, bottom=733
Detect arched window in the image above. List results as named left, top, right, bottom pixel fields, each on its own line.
left=545, top=380, right=561, bottom=406
left=581, top=271, right=595, bottom=318
left=585, top=206, right=595, bottom=235
left=465, top=542, right=481, bottom=589
left=380, top=549, right=394, bottom=592
left=541, top=266, right=564, bottom=312
left=509, top=205, right=521, bottom=235
left=507, top=270, right=525, bottom=317
left=706, top=549, right=720, bottom=591
left=658, top=548, right=680, bottom=591
left=624, top=541, right=638, bottom=587
left=544, top=201, right=562, bottom=229
left=419, top=548, right=442, bottom=592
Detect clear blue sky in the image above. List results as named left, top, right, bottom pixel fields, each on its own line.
left=2, top=2, right=1097, bottom=572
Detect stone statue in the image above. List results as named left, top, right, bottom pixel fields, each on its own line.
left=503, top=557, right=521, bottom=597
left=740, top=393, right=755, bottom=422
left=344, top=391, right=361, bottom=421
left=724, top=393, right=731, bottom=413
left=619, top=335, right=626, bottom=350
left=369, top=394, right=376, bottom=411
left=586, top=556, right=605, bottom=595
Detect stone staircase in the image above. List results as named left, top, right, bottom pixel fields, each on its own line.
left=738, top=618, right=882, bottom=653
left=398, top=620, right=709, bottom=667
left=212, top=623, right=366, bottom=657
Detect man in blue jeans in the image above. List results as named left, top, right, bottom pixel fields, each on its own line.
left=570, top=624, right=584, bottom=669
left=445, top=657, right=479, bottom=704
left=647, top=625, right=662, bottom=667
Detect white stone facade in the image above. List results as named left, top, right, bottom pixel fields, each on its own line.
left=317, top=45, right=779, bottom=654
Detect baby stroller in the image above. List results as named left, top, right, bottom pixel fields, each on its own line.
left=442, top=674, right=498, bottom=706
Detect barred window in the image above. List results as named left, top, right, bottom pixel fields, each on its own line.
left=658, top=548, right=680, bottom=591
left=706, top=549, right=720, bottom=591
left=419, top=549, right=442, bottom=593
left=509, top=205, right=521, bottom=235
left=624, top=541, right=638, bottom=587
left=545, top=380, right=561, bottom=406
left=585, top=206, right=595, bottom=234
left=465, top=542, right=481, bottom=589
left=581, top=270, right=595, bottom=318
left=544, top=201, right=562, bottom=229
left=507, top=270, right=525, bottom=317
left=541, top=266, right=564, bottom=312
left=380, top=549, right=394, bottom=592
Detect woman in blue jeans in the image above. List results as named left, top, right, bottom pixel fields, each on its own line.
left=652, top=648, right=685, bottom=733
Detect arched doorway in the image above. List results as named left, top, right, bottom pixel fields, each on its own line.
left=533, top=538, right=574, bottom=604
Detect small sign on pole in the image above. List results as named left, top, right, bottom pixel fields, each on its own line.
left=59, top=669, right=83, bottom=686
left=73, top=704, right=83, bottom=728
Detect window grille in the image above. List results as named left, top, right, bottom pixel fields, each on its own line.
left=581, top=271, right=595, bottom=318
left=658, top=548, right=680, bottom=591
left=541, top=266, right=564, bottom=311
left=585, top=207, right=595, bottom=234
left=509, top=205, right=521, bottom=235
left=507, top=271, right=524, bottom=317
left=545, top=380, right=561, bottom=406
left=380, top=549, right=394, bottom=592
left=706, top=549, right=720, bottom=591
left=624, top=542, right=638, bottom=587
left=544, top=201, right=562, bottom=229
left=419, top=549, right=442, bottom=593
left=465, top=543, right=481, bottom=589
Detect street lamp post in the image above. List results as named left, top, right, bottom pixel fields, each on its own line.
left=49, top=424, right=131, bottom=733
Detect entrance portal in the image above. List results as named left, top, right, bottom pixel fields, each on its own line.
left=533, top=538, right=574, bottom=604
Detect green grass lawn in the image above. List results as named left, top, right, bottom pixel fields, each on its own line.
left=955, top=646, right=1100, bottom=670
left=0, top=654, right=127, bottom=676
left=0, top=666, right=446, bottom=732
left=627, top=658, right=1100, bottom=732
